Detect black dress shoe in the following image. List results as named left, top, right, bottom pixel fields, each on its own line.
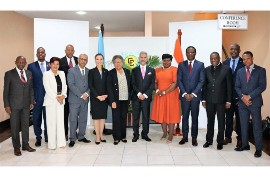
left=179, top=138, right=188, bottom=145
left=121, top=139, right=127, bottom=143
left=203, top=141, right=212, bottom=148
left=78, top=138, right=91, bottom=143
left=132, top=135, right=139, bottom=142
left=35, top=140, right=41, bottom=147
left=236, top=139, right=242, bottom=148
left=217, top=144, right=223, bottom=150
left=141, top=135, right=151, bottom=142
left=95, top=141, right=100, bottom=145
left=192, top=138, right=198, bottom=146
left=113, top=140, right=120, bottom=145
left=100, top=139, right=106, bottom=143
left=254, top=150, right=262, bottom=158
left=22, top=146, right=36, bottom=152
left=234, top=145, right=250, bottom=151
left=45, top=139, right=48, bottom=143
left=14, top=148, right=21, bottom=156
left=69, top=141, right=75, bottom=147
left=223, top=138, right=232, bottom=145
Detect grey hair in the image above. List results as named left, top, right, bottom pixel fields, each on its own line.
left=112, top=55, right=124, bottom=63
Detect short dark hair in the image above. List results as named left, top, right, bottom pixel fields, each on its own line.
left=162, top=54, right=173, bottom=61
left=186, top=46, right=196, bottom=53
left=242, top=51, right=253, bottom=57
left=210, top=52, right=220, bottom=58
left=95, top=53, right=104, bottom=59
left=112, top=55, right=124, bottom=63
left=50, top=57, right=61, bottom=64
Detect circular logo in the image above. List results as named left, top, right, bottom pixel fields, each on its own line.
left=124, top=55, right=138, bottom=70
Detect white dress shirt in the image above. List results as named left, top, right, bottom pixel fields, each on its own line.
left=16, top=67, right=27, bottom=82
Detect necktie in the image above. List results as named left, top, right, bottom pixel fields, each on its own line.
left=69, top=58, right=73, bottom=68
left=20, top=70, right=26, bottom=84
left=246, top=67, right=250, bottom=83
left=82, top=69, right=85, bottom=76
left=40, top=62, right=45, bottom=74
left=188, top=61, right=192, bottom=73
left=231, top=59, right=236, bottom=73
left=141, top=66, right=145, bottom=79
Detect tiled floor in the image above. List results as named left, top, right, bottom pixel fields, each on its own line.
left=0, top=124, right=270, bottom=166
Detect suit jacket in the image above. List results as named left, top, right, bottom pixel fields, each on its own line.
left=223, top=57, right=245, bottom=99
left=235, top=64, right=266, bottom=108
left=88, top=67, right=108, bottom=100
left=59, top=56, right=78, bottom=77
left=177, top=59, right=205, bottom=101
left=131, top=66, right=155, bottom=102
left=27, top=61, right=50, bottom=103
left=202, top=63, right=232, bottom=104
left=67, top=65, right=90, bottom=104
left=43, top=70, right=67, bottom=106
left=107, top=68, right=132, bottom=104
left=3, top=68, right=34, bottom=109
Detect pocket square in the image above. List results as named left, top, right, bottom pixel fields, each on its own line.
left=147, top=72, right=152, bottom=75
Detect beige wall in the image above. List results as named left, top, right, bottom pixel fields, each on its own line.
left=0, top=11, right=34, bottom=122
left=223, top=11, right=270, bottom=118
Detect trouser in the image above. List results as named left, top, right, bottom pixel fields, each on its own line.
left=33, top=101, right=47, bottom=141
left=112, top=101, right=128, bottom=140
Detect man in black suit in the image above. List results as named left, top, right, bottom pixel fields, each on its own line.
left=131, top=51, right=155, bottom=142
left=3, top=56, right=36, bottom=156
left=223, top=43, right=245, bottom=148
left=59, top=44, right=78, bottom=141
left=202, top=52, right=232, bottom=150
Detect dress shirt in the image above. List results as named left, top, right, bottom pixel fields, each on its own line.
left=16, top=67, right=27, bottom=82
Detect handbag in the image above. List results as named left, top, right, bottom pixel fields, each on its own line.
left=262, top=116, right=270, bottom=139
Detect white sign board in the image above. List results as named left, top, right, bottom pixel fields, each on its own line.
left=218, top=14, right=248, bottom=30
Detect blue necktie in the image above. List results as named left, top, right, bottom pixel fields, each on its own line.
left=231, top=59, right=235, bottom=73
left=40, top=62, right=45, bottom=74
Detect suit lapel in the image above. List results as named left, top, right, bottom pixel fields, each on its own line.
left=35, top=61, right=43, bottom=75
left=46, top=61, right=50, bottom=71
left=75, top=66, right=85, bottom=82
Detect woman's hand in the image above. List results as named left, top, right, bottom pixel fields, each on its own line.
left=112, top=102, right=117, bottom=109
left=56, top=95, right=65, bottom=104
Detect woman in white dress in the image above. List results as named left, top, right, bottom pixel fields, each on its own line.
left=43, top=57, right=67, bottom=149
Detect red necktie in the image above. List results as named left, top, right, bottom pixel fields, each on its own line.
left=188, top=61, right=192, bottom=73
left=20, top=70, right=26, bottom=84
left=69, top=58, right=73, bottom=68
left=246, top=67, right=250, bottom=83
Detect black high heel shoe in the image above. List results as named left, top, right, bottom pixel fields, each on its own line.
left=95, top=141, right=100, bottom=145
left=100, top=139, right=106, bottom=143
left=114, top=140, right=120, bottom=145
left=121, top=139, right=127, bottom=143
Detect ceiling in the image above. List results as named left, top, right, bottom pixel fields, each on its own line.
left=16, top=11, right=145, bottom=32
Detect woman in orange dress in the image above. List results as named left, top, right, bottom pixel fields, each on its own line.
left=151, top=54, right=181, bottom=143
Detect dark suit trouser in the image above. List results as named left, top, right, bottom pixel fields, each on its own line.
left=64, top=98, right=69, bottom=136
left=33, top=101, right=47, bottom=141
left=10, top=108, right=30, bottom=149
left=69, top=101, right=88, bottom=141
left=225, top=99, right=241, bottom=140
left=181, top=99, right=200, bottom=139
left=238, top=106, right=263, bottom=150
left=112, top=101, right=128, bottom=140
left=132, top=99, right=151, bottom=137
left=206, top=102, right=225, bottom=144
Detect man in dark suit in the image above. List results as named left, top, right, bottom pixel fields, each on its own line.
left=202, top=52, right=232, bottom=150
left=178, top=46, right=205, bottom=146
left=234, top=51, right=266, bottom=158
left=67, top=54, right=91, bottom=147
left=3, top=56, right=36, bottom=156
left=131, top=51, right=155, bottom=142
left=59, top=44, right=78, bottom=141
left=223, top=43, right=245, bottom=148
left=27, top=47, right=50, bottom=147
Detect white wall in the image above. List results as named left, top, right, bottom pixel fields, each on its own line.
left=89, top=37, right=169, bottom=70
left=169, top=20, right=222, bottom=129
left=34, top=18, right=90, bottom=64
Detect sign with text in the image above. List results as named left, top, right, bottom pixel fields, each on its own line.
left=218, top=14, right=248, bottom=30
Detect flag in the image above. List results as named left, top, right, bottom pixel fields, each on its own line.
left=173, top=29, right=184, bottom=64
left=98, top=30, right=105, bottom=66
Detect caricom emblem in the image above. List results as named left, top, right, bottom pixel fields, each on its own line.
left=124, top=55, right=138, bottom=70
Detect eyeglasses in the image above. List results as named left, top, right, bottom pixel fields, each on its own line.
left=79, top=58, right=88, bottom=61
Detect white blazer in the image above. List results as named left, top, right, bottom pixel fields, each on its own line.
left=43, top=70, right=67, bottom=106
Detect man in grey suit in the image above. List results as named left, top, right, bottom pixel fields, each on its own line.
left=234, top=51, right=267, bottom=158
left=67, top=54, right=91, bottom=147
left=3, top=56, right=36, bottom=156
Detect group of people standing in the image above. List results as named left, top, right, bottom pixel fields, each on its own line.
left=3, top=43, right=266, bottom=158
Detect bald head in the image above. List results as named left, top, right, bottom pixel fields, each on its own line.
left=15, top=56, right=27, bottom=70
left=65, top=44, right=75, bottom=58
left=230, top=43, right=241, bottom=59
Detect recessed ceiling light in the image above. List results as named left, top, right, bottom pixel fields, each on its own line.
left=94, top=26, right=100, bottom=30
left=76, top=11, right=87, bottom=15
